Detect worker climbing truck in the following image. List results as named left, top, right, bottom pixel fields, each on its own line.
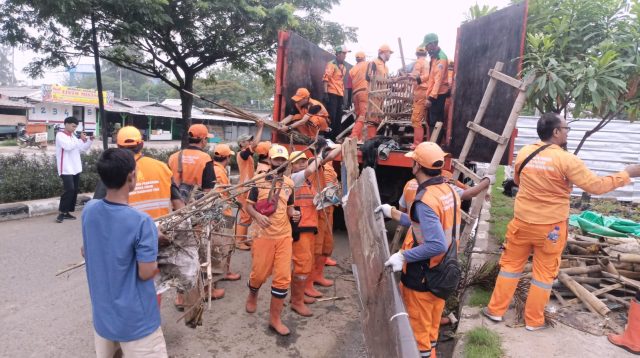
left=270, top=3, right=529, bottom=215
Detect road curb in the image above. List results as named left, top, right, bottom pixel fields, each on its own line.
left=0, top=193, right=93, bottom=222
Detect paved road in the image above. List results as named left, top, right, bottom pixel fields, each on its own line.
left=0, top=212, right=365, bottom=357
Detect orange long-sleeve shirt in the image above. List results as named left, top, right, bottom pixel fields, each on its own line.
left=426, top=49, right=449, bottom=99
left=349, top=61, right=369, bottom=93
left=411, top=57, right=429, bottom=91
left=323, top=60, right=347, bottom=97
left=515, top=141, right=631, bottom=224
left=366, top=57, right=388, bottom=81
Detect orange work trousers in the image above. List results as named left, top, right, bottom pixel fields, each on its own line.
left=315, top=206, right=334, bottom=256
left=292, top=232, right=315, bottom=276
left=350, top=90, right=369, bottom=140
left=411, top=88, right=427, bottom=128
left=236, top=194, right=252, bottom=242
left=249, top=236, right=293, bottom=293
left=400, top=283, right=445, bottom=354
left=487, top=218, right=567, bottom=327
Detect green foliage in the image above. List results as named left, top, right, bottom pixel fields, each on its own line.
left=0, top=148, right=176, bottom=203
left=464, top=327, right=503, bottom=358
left=0, top=138, right=17, bottom=146
left=0, top=44, right=14, bottom=85
left=464, top=3, right=498, bottom=22
left=489, top=166, right=514, bottom=244
left=194, top=66, right=274, bottom=111
left=523, top=0, right=640, bottom=118
left=468, top=288, right=492, bottom=307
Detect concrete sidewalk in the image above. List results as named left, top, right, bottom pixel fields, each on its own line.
left=0, top=193, right=92, bottom=222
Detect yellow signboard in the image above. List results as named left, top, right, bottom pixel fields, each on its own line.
left=42, top=84, right=113, bottom=106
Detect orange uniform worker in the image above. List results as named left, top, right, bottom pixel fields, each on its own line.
left=280, top=88, right=331, bottom=138
left=483, top=113, right=640, bottom=331
left=212, top=143, right=242, bottom=282
left=423, top=33, right=450, bottom=142
left=323, top=45, right=350, bottom=140
left=244, top=144, right=299, bottom=336
left=377, top=142, right=461, bottom=358
left=409, top=47, right=430, bottom=149
left=235, top=121, right=265, bottom=251
left=361, top=44, right=393, bottom=140
left=93, top=126, right=186, bottom=308
left=348, top=51, right=370, bottom=142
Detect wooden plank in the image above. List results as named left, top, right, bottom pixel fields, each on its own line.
left=558, top=272, right=611, bottom=316
left=342, top=138, right=359, bottom=192
left=429, top=121, right=443, bottom=142
left=565, top=283, right=623, bottom=306
left=461, top=210, right=474, bottom=225
left=466, top=121, right=508, bottom=145
left=602, top=271, right=640, bottom=290
left=488, top=68, right=524, bottom=89
left=452, top=159, right=482, bottom=183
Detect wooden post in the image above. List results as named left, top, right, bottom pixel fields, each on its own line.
left=558, top=272, right=611, bottom=316
left=397, top=38, right=406, bottom=72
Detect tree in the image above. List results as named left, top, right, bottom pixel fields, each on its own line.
left=0, top=44, right=14, bottom=85
left=464, top=3, right=498, bottom=22
left=1, top=0, right=357, bottom=147
left=193, top=66, right=274, bottom=111
left=522, top=0, right=640, bottom=154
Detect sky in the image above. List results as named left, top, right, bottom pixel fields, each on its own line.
left=10, top=0, right=512, bottom=86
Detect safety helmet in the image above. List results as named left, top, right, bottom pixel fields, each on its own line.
left=117, top=126, right=143, bottom=147
left=404, top=142, right=446, bottom=169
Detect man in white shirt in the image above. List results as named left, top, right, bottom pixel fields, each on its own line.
left=55, top=116, right=93, bottom=223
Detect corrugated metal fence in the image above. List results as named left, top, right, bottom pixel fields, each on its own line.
left=514, top=116, right=640, bottom=202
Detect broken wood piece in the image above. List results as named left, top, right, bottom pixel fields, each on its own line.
left=316, top=296, right=346, bottom=302
left=558, top=272, right=611, bottom=316
left=602, top=293, right=631, bottom=309
left=600, top=258, right=620, bottom=277
left=560, top=265, right=602, bottom=275
left=602, top=271, right=640, bottom=291
left=552, top=289, right=568, bottom=307
left=618, top=253, right=640, bottom=264
left=616, top=270, right=640, bottom=280
left=570, top=277, right=604, bottom=285
left=568, top=244, right=590, bottom=256
left=564, top=283, right=622, bottom=306
left=55, top=260, right=86, bottom=276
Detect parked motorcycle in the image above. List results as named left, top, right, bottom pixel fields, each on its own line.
left=17, top=125, right=41, bottom=148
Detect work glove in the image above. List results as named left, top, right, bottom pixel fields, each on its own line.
left=374, top=203, right=393, bottom=219
left=384, top=251, right=405, bottom=272
left=483, top=174, right=496, bottom=185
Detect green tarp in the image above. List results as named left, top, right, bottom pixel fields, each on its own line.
left=569, top=211, right=640, bottom=237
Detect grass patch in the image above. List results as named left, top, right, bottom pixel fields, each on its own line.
left=464, top=327, right=502, bottom=358
left=0, top=138, right=17, bottom=146
left=468, top=288, right=492, bottom=307
left=488, top=166, right=514, bottom=244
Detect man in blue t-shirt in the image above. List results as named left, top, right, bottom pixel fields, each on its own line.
left=82, top=148, right=167, bottom=357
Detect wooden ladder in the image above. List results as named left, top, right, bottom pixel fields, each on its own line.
left=452, top=61, right=534, bottom=249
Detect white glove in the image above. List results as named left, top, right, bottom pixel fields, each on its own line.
left=384, top=251, right=405, bottom=272
left=375, top=204, right=393, bottom=218
left=483, top=174, right=496, bottom=185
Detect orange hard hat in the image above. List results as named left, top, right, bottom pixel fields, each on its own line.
left=255, top=141, right=272, bottom=155
left=213, top=143, right=235, bottom=157
left=355, top=51, right=366, bottom=60
left=269, top=144, right=289, bottom=160
left=117, top=126, right=143, bottom=147
left=404, top=142, right=446, bottom=169
left=292, top=88, right=311, bottom=102
left=378, top=44, right=394, bottom=54
left=188, top=124, right=213, bottom=139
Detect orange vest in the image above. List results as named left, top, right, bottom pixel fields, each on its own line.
left=167, top=148, right=212, bottom=187
left=247, top=175, right=295, bottom=240
left=294, top=98, right=330, bottom=131
left=323, top=60, right=347, bottom=97
left=349, top=61, right=369, bottom=93
left=367, top=57, right=388, bottom=81
left=411, top=57, right=429, bottom=91
left=402, top=181, right=461, bottom=268
left=214, top=162, right=233, bottom=216
left=129, top=155, right=173, bottom=219
left=237, top=148, right=255, bottom=184
left=293, top=177, right=318, bottom=231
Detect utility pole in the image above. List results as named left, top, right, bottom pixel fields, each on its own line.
left=91, top=12, right=108, bottom=150
left=118, top=68, right=123, bottom=99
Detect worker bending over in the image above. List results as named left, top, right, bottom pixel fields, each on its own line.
left=281, top=88, right=330, bottom=138
left=245, top=144, right=299, bottom=336
left=483, top=113, right=640, bottom=331
left=377, top=142, right=461, bottom=358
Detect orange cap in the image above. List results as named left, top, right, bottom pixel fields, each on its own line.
left=188, top=124, right=214, bottom=139
left=289, top=151, right=308, bottom=162
left=269, top=144, right=289, bottom=160
left=255, top=141, right=272, bottom=155
left=292, top=88, right=310, bottom=102
left=416, top=46, right=427, bottom=54
left=404, top=142, right=446, bottom=169
left=355, top=51, right=366, bottom=60
left=116, top=126, right=143, bottom=147
left=378, top=44, right=394, bottom=54
left=213, top=143, right=235, bottom=157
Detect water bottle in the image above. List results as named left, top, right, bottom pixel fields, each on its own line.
left=547, top=226, right=560, bottom=244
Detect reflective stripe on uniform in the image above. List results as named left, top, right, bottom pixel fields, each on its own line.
left=130, top=199, right=172, bottom=211
left=420, top=351, right=431, bottom=357
left=531, top=278, right=552, bottom=290
left=498, top=270, right=522, bottom=279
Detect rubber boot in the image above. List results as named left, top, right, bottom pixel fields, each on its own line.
left=411, top=126, right=424, bottom=149
left=290, top=277, right=313, bottom=317
left=304, top=273, right=323, bottom=298
left=269, top=297, right=290, bottom=336
left=325, top=257, right=337, bottom=266
left=235, top=224, right=251, bottom=250
left=246, top=287, right=259, bottom=314
left=608, top=299, right=640, bottom=354
left=313, top=255, right=334, bottom=287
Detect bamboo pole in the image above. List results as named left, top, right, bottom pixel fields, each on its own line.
left=560, top=265, right=602, bottom=275
left=558, top=272, right=611, bottom=316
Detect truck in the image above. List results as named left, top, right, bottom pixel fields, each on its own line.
left=270, top=2, right=529, bottom=208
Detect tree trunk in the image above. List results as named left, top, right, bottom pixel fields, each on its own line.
left=179, top=73, right=195, bottom=149
left=573, top=116, right=610, bottom=155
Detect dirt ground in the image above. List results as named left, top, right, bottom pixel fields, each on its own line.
left=0, top=212, right=365, bottom=357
